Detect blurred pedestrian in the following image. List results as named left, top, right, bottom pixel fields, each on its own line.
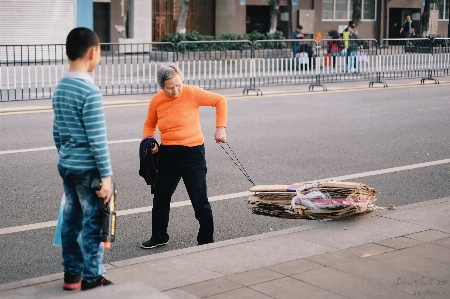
left=345, top=21, right=361, bottom=73
left=399, top=15, right=415, bottom=45
left=399, top=15, right=415, bottom=38
left=327, top=31, right=342, bottom=69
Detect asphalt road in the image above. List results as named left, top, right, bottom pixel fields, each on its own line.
left=1, top=84, right=450, bottom=284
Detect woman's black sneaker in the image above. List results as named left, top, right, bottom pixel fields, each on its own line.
left=140, top=239, right=168, bottom=249
left=81, top=277, right=113, bottom=291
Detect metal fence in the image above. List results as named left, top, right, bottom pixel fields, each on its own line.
left=176, top=40, right=253, bottom=91
left=1, top=38, right=449, bottom=101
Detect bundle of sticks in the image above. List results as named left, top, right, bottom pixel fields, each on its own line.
left=248, top=181, right=379, bottom=220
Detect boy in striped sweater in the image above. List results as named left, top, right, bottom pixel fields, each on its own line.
left=52, top=27, right=113, bottom=291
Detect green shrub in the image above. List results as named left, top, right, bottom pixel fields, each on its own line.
left=327, top=30, right=338, bottom=37
left=158, top=30, right=286, bottom=52
left=411, top=35, right=449, bottom=47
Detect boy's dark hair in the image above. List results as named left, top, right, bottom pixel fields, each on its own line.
left=297, top=25, right=303, bottom=30
left=66, top=27, right=99, bottom=61
left=348, top=20, right=355, bottom=27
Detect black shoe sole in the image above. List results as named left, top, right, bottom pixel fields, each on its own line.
left=140, top=242, right=168, bottom=249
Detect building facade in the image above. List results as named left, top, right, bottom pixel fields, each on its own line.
left=0, top=0, right=78, bottom=45
left=1, top=0, right=449, bottom=45
left=218, top=0, right=450, bottom=41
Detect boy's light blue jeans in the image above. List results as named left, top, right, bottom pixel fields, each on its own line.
left=77, top=235, right=106, bottom=276
left=58, top=164, right=104, bottom=283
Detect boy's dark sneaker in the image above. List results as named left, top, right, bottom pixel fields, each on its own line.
left=140, top=239, right=168, bottom=249
left=81, top=277, right=113, bottom=291
left=63, top=273, right=82, bottom=290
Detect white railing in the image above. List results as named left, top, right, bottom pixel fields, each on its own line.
left=1, top=39, right=449, bottom=101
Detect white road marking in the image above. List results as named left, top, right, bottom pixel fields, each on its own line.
left=0, top=146, right=56, bottom=155
left=314, top=158, right=450, bottom=181
left=0, top=139, right=141, bottom=155
left=0, top=221, right=57, bottom=235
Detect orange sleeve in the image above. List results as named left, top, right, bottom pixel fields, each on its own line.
left=192, top=86, right=227, bottom=128
left=142, top=96, right=158, bottom=138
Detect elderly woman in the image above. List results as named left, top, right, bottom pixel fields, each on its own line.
left=141, top=63, right=227, bottom=249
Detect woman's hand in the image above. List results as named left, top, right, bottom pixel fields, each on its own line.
left=151, top=143, right=159, bottom=154
left=214, top=127, right=226, bottom=143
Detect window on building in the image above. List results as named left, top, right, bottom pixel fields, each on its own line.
left=437, top=0, right=449, bottom=20
left=322, top=0, right=376, bottom=20
left=322, top=0, right=334, bottom=19
left=362, top=0, right=376, bottom=19
left=336, top=0, right=349, bottom=19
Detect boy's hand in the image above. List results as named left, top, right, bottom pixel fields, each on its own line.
left=97, top=176, right=112, bottom=204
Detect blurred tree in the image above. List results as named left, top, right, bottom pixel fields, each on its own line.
left=268, top=0, right=280, bottom=33
left=352, top=0, right=362, bottom=25
left=176, top=0, right=189, bottom=34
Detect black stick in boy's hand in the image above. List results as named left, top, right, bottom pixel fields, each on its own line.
left=91, top=178, right=117, bottom=249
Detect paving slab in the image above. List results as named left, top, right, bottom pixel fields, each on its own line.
left=365, top=249, right=450, bottom=280
left=337, top=243, right=395, bottom=257
left=250, top=276, right=347, bottom=299
left=164, top=288, right=201, bottom=299
left=305, top=248, right=362, bottom=268
left=404, top=230, right=450, bottom=242
left=399, top=243, right=450, bottom=265
left=397, top=283, right=450, bottom=298
left=224, top=268, right=285, bottom=286
left=292, top=266, right=394, bottom=299
left=374, top=236, right=424, bottom=249
left=368, top=290, right=417, bottom=299
left=180, top=229, right=335, bottom=275
left=266, top=258, right=324, bottom=276
left=179, top=277, right=242, bottom=298
left=204, top=287, right=273, bottom=299
left=320, top=254, right=429, bottom=291
left=432, top=237, right=450, bottom=249
left=105, top=256, right=223, bottom=291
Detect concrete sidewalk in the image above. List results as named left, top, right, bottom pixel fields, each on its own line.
left=0, top=197, right=449, bottom=299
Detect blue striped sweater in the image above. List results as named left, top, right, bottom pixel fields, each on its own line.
left=52, top=72, right=113, bottom=178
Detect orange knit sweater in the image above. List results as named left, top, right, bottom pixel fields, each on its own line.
left=143, top=85, right=227, bottom=146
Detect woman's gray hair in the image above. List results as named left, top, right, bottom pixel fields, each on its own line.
left=157, top=63, right=183, bottom=88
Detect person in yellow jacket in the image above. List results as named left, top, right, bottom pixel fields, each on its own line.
left=344, top=21, right=361, bottom=73
left=342, top=27, right=350, bottom=51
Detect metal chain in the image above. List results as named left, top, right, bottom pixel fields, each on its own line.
left=218, top=142, right=255, bottom=186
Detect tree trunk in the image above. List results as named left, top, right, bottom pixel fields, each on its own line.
left=269, top=0, right=280, bottom=33
left=422, top=0, right=431, bottom=36
left=384, top=0, right=388, bottom=40
left=352, top=0, right=362, bottom=26
left=176, top=0, right=189, bottom=34
left=120, top=0, right=127, bottom=38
